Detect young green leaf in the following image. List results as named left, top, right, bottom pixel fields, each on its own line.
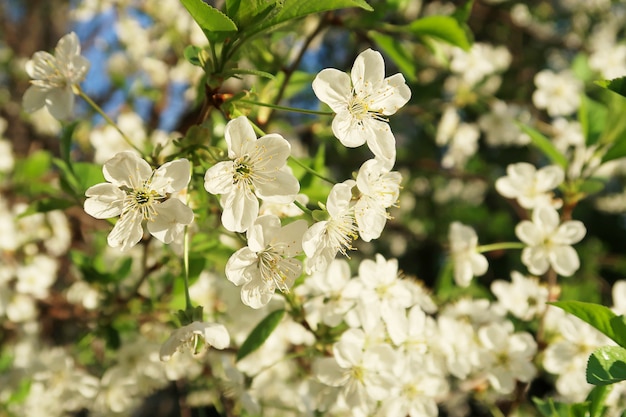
left=409, top=15, right=471, bottom=51
left=550, top=301, right=626, bottom=347
left=595, top=76, right=626, bottom=99
left=587, top=346, right=626, bottom=385
left=180, top=0, right=238, bottom=34
left=452, top=0, right=474, bottom=23
left=369, top=31, right=417, bottom=82
left=586, top=385, right=612, bottom=417
left=518, top=123, right=568, bottom=168
left=533, top=397, right=589, bottom=417
left=236, top=309, right=285, bottom=361
left=578, top=95, right=607, bottom=146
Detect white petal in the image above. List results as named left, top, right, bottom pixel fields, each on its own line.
left=313, top=357, right=349, bottom=386
left=201, top=323, right=230, bottom=350
left=371, top=73, right=411, bottom=116
left=532, top=205, right=559, bottom=234
left=22, top=85, right=47, bottom=113
left=272, top=219, right=307, bottom=257
left=221, top=188, right=259, bottom=233
left=331, top=111, right=367, bottom=147
left=225, top=247, right=257, bottom=286
left=240, top=278, right=273, bottom=308
left=536, top=165, right=564, bottom=190
left=55, top=32, right=81, bottom=61
left=326, top=180, right=355, bottom=217
left=351, top=49, right=385, bottom=90
left=147, top=198, right=194, bottom=244
left=107, top=210, right=144, bottom=251
left=246, top=214, right=281, bottom=252
left=515, top=221, right=543, bottom=246
left=553, top=220, right=586, bottom=245
left=45, top=87, right=75, bottom=120
left=549, top=245, right=580, bottom=276
left=312, top=68, right=351, bottom=113
left=103, top=151, right=152, bottom=188
left=255, top=168, right=300, bottom=203
left=204, top=161, right=235, bottom=195
left=521, top=246, right=550, bottom=275
left=152, top=158, right=190, bottom=193
left=225, top=116, right=257, bottom=159
left=84, top=183, right=125, bottom=219
left=364, top=122, right=396, bottom=167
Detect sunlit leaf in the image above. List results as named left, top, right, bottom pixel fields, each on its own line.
left=518, top=123, right=567, bottom=168
left=236, top=309, right=285, bottom=361
left=550, top=301, right=626, bottom=347
left=409, top=15, right=471, bottom=51
left=587, top=346, right=626, bottom=385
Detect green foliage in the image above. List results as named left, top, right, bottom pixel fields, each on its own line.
left=587, top=346, right=626, bottom=385
left=408, top=15, right=472, bottom=51
left=236, top=309, right=285, bottom=361
left=578, top=95, right=607, bottom=146
left=533, top=397, right=589, bottom=417
left=180, top=0, right=237, bottom=42
left=369, top=31, right=417, bottom=82
left=595, top=76, right=626, bottom=99
left=518, top=123, right=568, bottom=168
left=587, top=385, right=613, bottom=417
left=550, top=301, right=626, bottom=347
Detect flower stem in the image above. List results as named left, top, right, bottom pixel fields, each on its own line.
left=288, top=155, right=336, bottom=184
left=293, top=199, right=313, bottom=216
left=237, top=99, right=334, bottom=116
left=476, top=242, right=525, bottom=253
left=77, top=87, right=143, bottom=154
left=183, top=224, right=193, bottom=311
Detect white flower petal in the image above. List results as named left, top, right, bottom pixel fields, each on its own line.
left=204, top=161, right=235, bottom=195
left=45, top=86, right=75, bottom=120
left=22, top=85, right=47, bottom=113
left=312, top=68, right=352, bottom=113
left=221, top=187, right=259, bottom=233
left=147, top=198, right=194, bottom=244
left=225, top=247, right=257, bottom=286
left=103, top=151, right=152, bottom=188
left=549, top=245, right=580, bottom=276
left=152, top=158, right=190, bottom=193
left=225, top=116, right=257, bottom=159
left=107, top=210, right=144, bottom=251
left=84, top=183, right=125, bottom=219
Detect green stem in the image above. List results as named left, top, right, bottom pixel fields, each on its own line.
left=182, top=224, right=193, bottom=311
left=238, top=99, right=334, bottom=116
left=288, top=155, right=336, bottom=184
left=77, top=87, right=143, bottom=154
left=293, top=199, right=313, bottom=216
left=476, top=242, right=525, bottom=253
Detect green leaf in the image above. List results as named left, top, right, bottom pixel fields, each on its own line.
left=226, top=0, right=283, bottom=28
left=184, top=45, right=205, bottom=67
left=236, top=309, right=285, bottom=361
left=550, top=301, right=626, bottom=347
left=222, top=67, right=276, bottom=80
left=586, top=385, right=612, bottom=417
left=518, top=123, right=568, bottom=168
left=72, top=162, right=106, bottom=193
left=578, top=95, right=607, bottom=146
left=369, top=31, right=417, bottom=82
left=245, top=0, right=372, bottom=37
left=587, top=346, right=626, bottom=385
left=180, top=0, right=238, bottom=34
left=533, top=397, right=589, bottom=417
left=599, top=94, right=626, bottom=163
left=409, top=15, right=471, bottom=51
left=579, top=178, right=606, bottom=196
left=452, top=0, right=474, bottom=23
left=595, top=76, right=626, bottom=99
left=60, top=121, right=79, bottom=165
left=17, top=197, right=74, bottom=218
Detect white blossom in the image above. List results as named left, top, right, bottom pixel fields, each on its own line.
left=84, top=151, right=194, bottom=251
left=159, top=321, right=230, bottom=361
left=448, top=222, right=488, bottom=287
left=23, top=32, right=90, bottom=120
left=312, top=48, right=411, bottom=167
left=302, top=180, right=359, bottom=274
left=491, top=271, right=548, bottom=321
left=515, top=205, right=586, bottom=276
left=225, top=215, right=307, bottom=308
left=495, top=162, right=564, bottom=209
left=354, top=159, right=402, bottom=242
left=204, top=116, right=299, bottom=233
left=532, top=70, right=583, bottom=117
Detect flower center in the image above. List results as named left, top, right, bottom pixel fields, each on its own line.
left=325, top=212, right=359, bottom=257
left=257, top=250, right=292, bottom=293
left=348, top=95, right=370, bottom=120
left=123, top=183, right=163, bottom=220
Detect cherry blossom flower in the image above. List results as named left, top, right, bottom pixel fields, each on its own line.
left=204, top=116, right=299, bottom=233
left=353, top=159, right=402, bottom=242
left=491, top=271, right=548, bottom=321
left=159, top=321, right=230, bottom=361
left=84, top=151, right=194, bottom=251
left=302, top=180, right=359, bottom=274
left=225, top=214, right=307, bottom=308
left=448, top=222, right=488, bottom=287
left=312, top=49, right=411, bottom=167
left=23, top=32, right=90, bottom=120
left=495, top=162, right=564, bottom=209
left=478, top=321, right=537, bottom=394
left=532, top=70, right=582, bottom=117
left=313, top=328, right=397, bottom=417
left=515, top=205, right=586, bottom=276
left=343, top=254, right=415, bottom=345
